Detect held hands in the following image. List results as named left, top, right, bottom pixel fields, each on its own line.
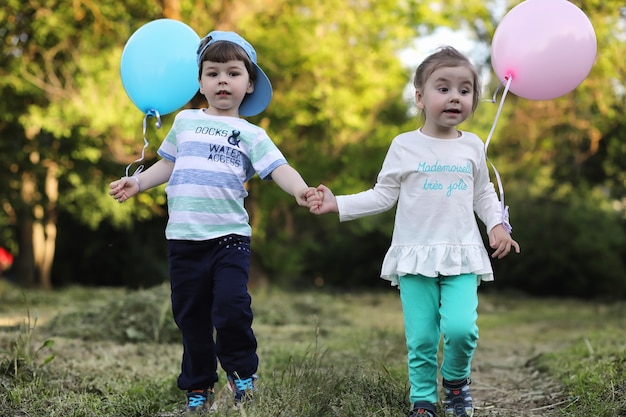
left=489, top=224, right=521, bottom=259
left=296, top=187, right=319, bottom=207
left=109, top=176, right=140, bottom=203
left=305, top=184, right=338, bottom=215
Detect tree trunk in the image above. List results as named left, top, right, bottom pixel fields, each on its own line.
left=16, top=218, right=36, bottom=287
left=33, top=161, right=58, bottom=290
left=31, top=216, right=55, bottom=290
left=17, top=161, right=58, bottom=289
left=162, top=0, right=181, bottom=19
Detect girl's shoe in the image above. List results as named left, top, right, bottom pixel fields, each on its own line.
left=409, top=401, right=436, bottom=417
left=443, top=378, right=474, bottom=417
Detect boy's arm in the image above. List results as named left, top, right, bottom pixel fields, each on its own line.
left=270, top=164, right=314, bottom=207
left=109, top=159, right=174, bottom=203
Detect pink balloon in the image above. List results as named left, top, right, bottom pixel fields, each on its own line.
left=491, top=0, right=597, bottom=100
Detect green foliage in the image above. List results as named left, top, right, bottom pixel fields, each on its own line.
left=461, top=1, right=626, bottom=299
left=0, top=0, right=172, bottom=286
left=489, top=188, right=626, bottom=298
left=0, top=0, right=624, bottom=299
left=51, top=211, right=169, bottom=287
left=239, top=0, right=428, bottom=279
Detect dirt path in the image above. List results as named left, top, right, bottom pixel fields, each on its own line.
left=470, top=318, right=571, bottom=417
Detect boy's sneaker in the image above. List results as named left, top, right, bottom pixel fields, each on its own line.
left=409, top=401, right=436, bottom=417
left=443, top=378, right=474, bottom=417
left=227, top=373, right=257, bottom=406
left=182, top=388, right=214, bottom=415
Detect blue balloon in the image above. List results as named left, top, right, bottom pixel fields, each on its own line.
left=120, top=19, right=200, bottom=116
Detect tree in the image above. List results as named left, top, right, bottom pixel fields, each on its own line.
left=462, top=0, right=626, bottom=297
left=468, top=0, right=626, bottom=204
left=2, top=0, right=623, bottom=295
left=0, top=0, right=450, bottom=287
left=0, top=0, right=162, bottom=287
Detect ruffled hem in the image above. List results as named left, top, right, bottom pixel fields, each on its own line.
left=380, top=244, right=494, bottom=287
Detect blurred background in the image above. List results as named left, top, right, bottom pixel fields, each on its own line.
left=0, top=0, right=624, bottom=298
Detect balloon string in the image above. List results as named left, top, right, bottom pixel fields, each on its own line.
left=125, top=110, right=162, bottom=178
left=484, top=78, right=505, bottom=105
left=484, top=76, right=513, bottom=234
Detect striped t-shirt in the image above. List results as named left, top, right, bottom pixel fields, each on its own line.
left=157, top=109, right=287, bottom=240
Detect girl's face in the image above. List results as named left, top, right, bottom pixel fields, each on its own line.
left=199, top=60, right=254, bottom=117
left=415, top=65, right=475, bottom=139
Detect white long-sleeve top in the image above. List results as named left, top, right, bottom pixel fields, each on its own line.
left=336, top=129, right=503, bottom=286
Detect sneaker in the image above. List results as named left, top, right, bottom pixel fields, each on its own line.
left=227, top=373, right=257, bottom=405
left=443, top=378, right=473, bottom=417
left=409, top=401, right=436, bottom=417
left=182, top=388, right=214, bottom=415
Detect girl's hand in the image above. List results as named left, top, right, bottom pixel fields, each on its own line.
left=489, top=224, right=521, bottom=259
left=310, top=184, right=338, bottom=215
left=303, top=187, right=323, bottom=211
left=109, top=176, right=140, bottom=203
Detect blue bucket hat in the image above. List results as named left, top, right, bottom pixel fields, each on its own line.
left=197, top=31, right=273, bottom=117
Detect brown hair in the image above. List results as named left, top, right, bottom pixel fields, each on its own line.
left=413, top=46, right=481, bottom=112
left=196, top=39, right=257, bottom=83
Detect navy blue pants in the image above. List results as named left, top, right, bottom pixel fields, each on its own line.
left=168, top=235, right=258, bottom=391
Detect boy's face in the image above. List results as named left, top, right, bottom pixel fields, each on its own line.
left=199, top=60, right=254, bottom=117
left=415, top=65, right=475, bottom=138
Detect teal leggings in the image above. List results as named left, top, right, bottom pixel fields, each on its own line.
left=399, top=273, right=479, bottom=404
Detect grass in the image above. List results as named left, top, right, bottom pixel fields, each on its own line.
left=0, top=280, right=625, bottom=416
left=477, top=295, right=626, bottom=416
left=533, top=312, right=626, bottom=416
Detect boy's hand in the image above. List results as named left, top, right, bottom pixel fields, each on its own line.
left=109, top=176, right=140, bottom=203
left=295, top=186, right=319, bottom=207
left=489, top=224, right=521, bottom=259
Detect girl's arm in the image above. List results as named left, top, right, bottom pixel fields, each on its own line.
left=109, top=159, right=174, bottom=203
left=270, top=164, right=315, bottom=207
left=470, top=137, right=520, bottom=257
left=474, top=166, right=520, bottom=258
left=333, top=141, right=402, bottom=222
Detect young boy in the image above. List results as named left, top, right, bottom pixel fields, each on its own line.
left=110, top=31, right=315, bottom=413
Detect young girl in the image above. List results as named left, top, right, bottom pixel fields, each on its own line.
left=309, top=47, right=520, bottom=417
left=110, top=31, right=315, bottom=413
